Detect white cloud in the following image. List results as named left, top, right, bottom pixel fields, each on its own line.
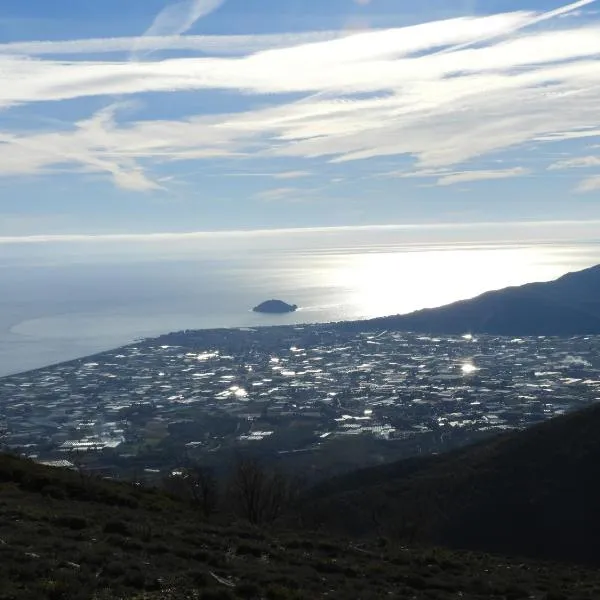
left=273, top=171, right=311, bottom=179
left=1, top=3, right=600, bottom=190
left=0, top=13, right=558, bottom=107
left=3, top=23, right=600, bottom=107
left=0, top=32, right=340, bottom=57
left=548, top=156, right=600, bottom=169
left=391, top=169, right=451, bottom=179
left=576, top=175, right=600, bottom=192
left=436, top=167, right=530, bottom=186
left=0, top=104, right=163, bottom=190
left=255, top=187, right=297, bottom=201
left=546, top=154, right=600, bottom=193
left=537, top=129, right=600, bottom=142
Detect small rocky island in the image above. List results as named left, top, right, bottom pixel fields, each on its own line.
left=252, top=299, right=298, bottom=314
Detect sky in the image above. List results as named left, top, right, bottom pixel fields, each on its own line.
left=1, top=0, right=600, bottom=237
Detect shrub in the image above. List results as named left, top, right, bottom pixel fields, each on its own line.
left=37, top=579, right=73, bottom=600
left=123, top=569, right=146, bottom=589
left=147, top=542, right=170, bottom=555
left=103, top=561, right=126, bottom=579
left=200, top=589, right=236, bottom=600
left=189, top=570, right=210, bottom=587
left=102, top=520, right=131, bottom=536
left=236, top=544, right=264, bottom=558
left=53, top=516, right=88, bottom=531
left=193, top=549, right=210, bottom=562
left=235, top=581, right=261, bottom=598
left=41, top=486, right=67, bottom=500
left=265, top=585, right=302, bottom=600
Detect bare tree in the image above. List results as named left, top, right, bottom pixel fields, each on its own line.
left=0, top=424, right=7, bottom=453
left=131, top=467, right=147, bottom=488
left=230, top=456, right=299, bottom=525
left=67, top=448, right=87, bottom=481
left=231, top=456, right=267, bottom=525
left=186, top=465, right=218, bottom=518
left=163, top=465, right=219, bottom=519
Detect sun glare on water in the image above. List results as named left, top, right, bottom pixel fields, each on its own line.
left=319, top=245, right=577, bottom=319
left=461, top=363, right=479, bottom=375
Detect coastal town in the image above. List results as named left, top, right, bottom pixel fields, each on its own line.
left=1, top=324, right=599, bottom=479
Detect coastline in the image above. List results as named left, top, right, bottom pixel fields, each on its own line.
left=0, top=315, right=348, bottom=379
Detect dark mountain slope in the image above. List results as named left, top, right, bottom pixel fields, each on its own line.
left=3, top=454, right=600, bottom=599
left=345, top=264, right=600, bottom=335
left=301, top=402, right=600, bottom=565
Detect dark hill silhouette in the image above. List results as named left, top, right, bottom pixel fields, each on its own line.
left=301, top=402, right=600, bottom=565
left=343, top=264, right=600, bottom=335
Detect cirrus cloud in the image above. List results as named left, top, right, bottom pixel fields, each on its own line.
left=0, top=1, right=599, bottom=192
left=548, top=156, right=600, bottom=169
left=436, top=167, right=531, bottom=186
left=576, top=175, right=600, bottom=192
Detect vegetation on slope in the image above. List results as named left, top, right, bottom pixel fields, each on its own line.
left=301, top=403, right=600, bottom=565
left=3, top=452, right=600, bottom=599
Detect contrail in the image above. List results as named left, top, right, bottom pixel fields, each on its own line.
left=438, top=0, right=598, bottom=55
left=92, top=1, right=227, bottom=190
left=131, top=0, right=227, bottom=59
left=526, top=0, right=598, bottom=26
left=142, top=0, right=226, bottom=38
left=119, top=0, right=228, bottom=187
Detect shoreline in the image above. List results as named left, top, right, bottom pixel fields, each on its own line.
left=0, top=317, right=350, bottom=380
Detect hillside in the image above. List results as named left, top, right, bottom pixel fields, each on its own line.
left=301, top=402, right=600, bottom=565
left=4, top=455, right=600, bottom=599
left=348, top=264, right=600, bottom=335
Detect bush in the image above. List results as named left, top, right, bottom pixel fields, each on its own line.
left=265, top=586, right=307, bottom=600
left=193, top=549, right=210, bottom=562
left=200, top=589, right=236, bottom=600
left=102, top=520, right=131, bottom=536
left=189, top=570, right=210, bottom=587
left=235, top=582, right=261, bottom=598
left=103, top=561, right=126, bottom=579
left=53, top=516, right=88, bottom=530
left=123, top=569, right=146, bottom=589
left=147, top=542, right=170, bottom=555
left=265, top=586, right=289, bottom=600
left=37, top=579, right=74, bottom=600
left=236, top=544, right=264, bottom=558
left=41, top=486, right=67, bottom=500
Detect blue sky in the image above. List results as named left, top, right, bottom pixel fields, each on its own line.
left=1, top=0, right=600, bottom=236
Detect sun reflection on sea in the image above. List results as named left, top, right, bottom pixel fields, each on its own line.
left=3, top=234, right=600, bottom=377
left=461, top=363, right=479, bottom=375
left=315, top=245, right=576, bottom=319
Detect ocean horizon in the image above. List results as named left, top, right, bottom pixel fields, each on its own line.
left=2, top=225, right=600, bottom=377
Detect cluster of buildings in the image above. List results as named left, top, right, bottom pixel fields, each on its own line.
left=1, top=325, right=599, bottom=477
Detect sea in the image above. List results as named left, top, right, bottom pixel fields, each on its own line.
left=2, top=223, right=600, bottom=377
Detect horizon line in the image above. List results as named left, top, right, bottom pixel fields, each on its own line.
left=1, top=219, right=600, bottom=245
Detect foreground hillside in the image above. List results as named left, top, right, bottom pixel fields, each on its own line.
left=2, top=455, right=600, bottom=599
left=302, top=402, right=600, bottom=565
left=352, top=264, right=600, bottom=335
